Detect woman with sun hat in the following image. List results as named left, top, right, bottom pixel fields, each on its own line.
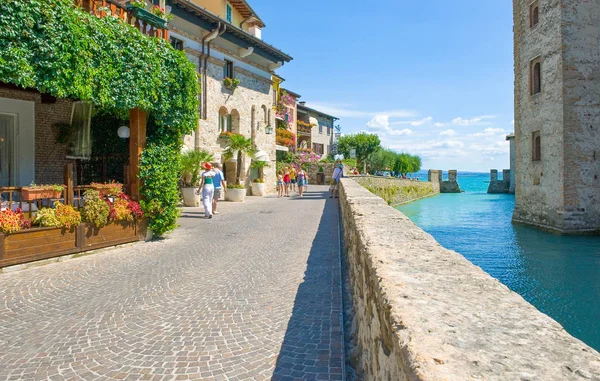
left=199, top=162, right=216, bottom=219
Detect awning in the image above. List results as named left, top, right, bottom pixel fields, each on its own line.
left=275, top=145, right=289, bottom=152
left=253, top=150, right=271, bottom=162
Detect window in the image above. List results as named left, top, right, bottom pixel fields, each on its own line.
left=532, top=131, right=541, bottom=161
left=530, top=2, right=539, bottom=27
left=313, top=143, right=324, bottom=155
left=530, top=58, right=541, bottom=95
left=67, top=101, right=93, bottom=159
left=224, top=60, right=234, bottom=79
left=219, top=112, right=232, bottom=133
left=226, top=3, right=232, bottom=23
left=319, top=124, right=323, bottom=134
left=170, top=37, right=184, bottom=51
left=327, top=126, right=331, bottom=136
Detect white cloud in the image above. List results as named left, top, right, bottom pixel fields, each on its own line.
left=366, top=115, right=413, bottom=136
left=470, top=141, right=509, bottom=158
left=431, top=140, right=465, bottom=149
left=366, top=115, right=389, bottom=129
left=440, top=129, right=456, bottom=136
left=391, top=116, right=433, bottom=127
left=305, top=102, right=415, bottom=119
left=389, top=128, right=414, bottom=136
left=433, top=122, right=445, bottom=127
left=471, top=127, right=506, bottom=137
left=451, top=115, right=495, bottom=126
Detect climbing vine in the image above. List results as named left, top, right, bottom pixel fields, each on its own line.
left=0, top=0, right=200, bottom=235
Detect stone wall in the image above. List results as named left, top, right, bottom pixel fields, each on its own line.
left=353, top=176, right=439, bottom=206
left=340, top=178, right=600, bottom=380
left=0, top=87, right=74, bottom=185
left=428, top=169, right=461, bottom=193
left=307, top=163, right=335, bottom=185
left=487, top=169, right=512, bottom=194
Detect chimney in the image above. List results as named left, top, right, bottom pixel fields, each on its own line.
left=248, top=25, right=262, bottom=39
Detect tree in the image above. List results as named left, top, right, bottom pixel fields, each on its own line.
left=223, top=135, right=256, bottom=186
left=337, top=133, right=381, bottom=170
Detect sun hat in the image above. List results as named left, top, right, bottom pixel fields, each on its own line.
left=203, top=162, right=212, bottom=170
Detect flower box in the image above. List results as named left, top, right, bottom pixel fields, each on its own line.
left=126, top=3, right=168, bottom=29
left=21, top=188, right=62, bottom=201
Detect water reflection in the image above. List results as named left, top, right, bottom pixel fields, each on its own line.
left=398, top=193, right=600, bottom=351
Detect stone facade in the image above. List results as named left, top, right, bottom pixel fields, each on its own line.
left=340, top=178, right=600, bottom=380
left=507, top=134, right=516, bottom=193
left=309, top=113, right=333, bottom=157
left=180, top=49, right=277, bottom=194
left=513, top=0, right=600, bottom=233
left=0, top=87, right=74, bottom=185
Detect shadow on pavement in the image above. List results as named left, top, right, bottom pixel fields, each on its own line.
left=271, top=196, right=344, bottom=380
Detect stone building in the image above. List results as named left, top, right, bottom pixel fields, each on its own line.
left=297, top=102, right=338, bottom=157
left=513, top=0, right=600, bottom=233
left=169, top=0, right=292, bottom=193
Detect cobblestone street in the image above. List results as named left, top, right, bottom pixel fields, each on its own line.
left=0, top=186, right=343, bottom=381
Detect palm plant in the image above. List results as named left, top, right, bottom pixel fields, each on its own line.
left=180, top=149, right=214, bottom=187
left=250, top=161, right=270, bottom=183
left=223, top=135, right=256, bottom=186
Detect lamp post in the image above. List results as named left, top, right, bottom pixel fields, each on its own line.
left=265, top=125, right=273, bottom=135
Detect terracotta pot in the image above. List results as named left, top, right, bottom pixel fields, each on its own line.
left=21, top=188, right=62, bottom=201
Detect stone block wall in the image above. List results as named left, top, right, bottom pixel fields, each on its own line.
left=353, top=176, right=439, bottom=206
left=307, top=163, right=335, bottom=185
left=428, top=169, right=461, bottom=193
left=340, top=178, right=600, bottom=380
left=488, top=169, right=511, bottom=194
left=0, top=87, right=74, bottom=185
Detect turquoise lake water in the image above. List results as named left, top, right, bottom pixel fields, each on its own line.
left=398, top=171, right=600, bottom=351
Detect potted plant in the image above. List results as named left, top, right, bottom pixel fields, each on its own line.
left=179, top=150, right=214, bottom=207
left=223, top=77, right=241, bottom=91
left=21, top=184, right=64, bottom=201
left=126, top=1, right=169, bottom=28
left=223, top=135, right=256, bottom=202
left=250, top=161, right=270, bottom=196
left=317, top=165, right=325, bottom=185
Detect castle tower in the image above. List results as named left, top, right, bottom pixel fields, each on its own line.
left=513, top=0, right=600, bottom=233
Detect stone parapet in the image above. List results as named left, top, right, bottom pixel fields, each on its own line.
left=339, top=178, right=600, bottom=380
left=353, top=176, right=439, bottom=206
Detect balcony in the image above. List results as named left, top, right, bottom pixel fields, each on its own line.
left=74, top=0, right=169, bottom=40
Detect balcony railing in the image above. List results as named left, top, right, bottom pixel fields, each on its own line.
left=74, top=0, right=169, bottom=40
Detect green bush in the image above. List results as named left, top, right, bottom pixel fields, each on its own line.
left=139, top=143, right=181, bottom=236
left=83, top=189, right=110, bottom=228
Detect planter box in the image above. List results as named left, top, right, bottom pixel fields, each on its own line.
left=126, top=3, right=168, bottom=29
left=0, top=220, right=145, bottom=268
left=226, top=188, right=246, bottom=202
left=316, top=173, right=325, bottom=185
left=21, top=188, right=62, bottom=201
left=83, top=220, right=139, bottom=251
left=0, top=227, right=78, bottom=267
left=90, top=184, right=123, bottom=196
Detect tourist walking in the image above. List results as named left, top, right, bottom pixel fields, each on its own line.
left=330, top=163, right=344, bottom=198
left=283, top=168, right=291, bottom=197
left=290, top=168, right=297, bottom=192
left=296, top=168, right=306, bottom=198
left=277, top=171, right=284, bottom=198
left=199, top=162, right=215, bottom=219
left=212, top=163, right=226, bottom=215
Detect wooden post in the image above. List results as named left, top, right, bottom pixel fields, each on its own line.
left=64, top=163, right=74, bottom=206
left=129, top=109, right=147, bottom=201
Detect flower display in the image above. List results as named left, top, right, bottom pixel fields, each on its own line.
left=223, top=77, right=241, bottom=90
left=219, top=131, right=244, bottom=140
left=0, top=209, right=24, bottom=234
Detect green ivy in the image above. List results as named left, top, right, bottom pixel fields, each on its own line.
left=139, top=142, right=181, bottom=236
left=0, top=0, right=200, bottom=236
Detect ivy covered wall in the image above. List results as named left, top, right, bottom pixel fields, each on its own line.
left=0, top=0, right=201, bottom=235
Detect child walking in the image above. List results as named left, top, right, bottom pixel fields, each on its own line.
left=277, top=171, right=284, bottom=198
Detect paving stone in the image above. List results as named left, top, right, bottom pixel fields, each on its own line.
left=0, top=186, right=343, bottom=380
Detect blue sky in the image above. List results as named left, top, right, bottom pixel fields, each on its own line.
left=251, top=0, right=514, bottom=172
